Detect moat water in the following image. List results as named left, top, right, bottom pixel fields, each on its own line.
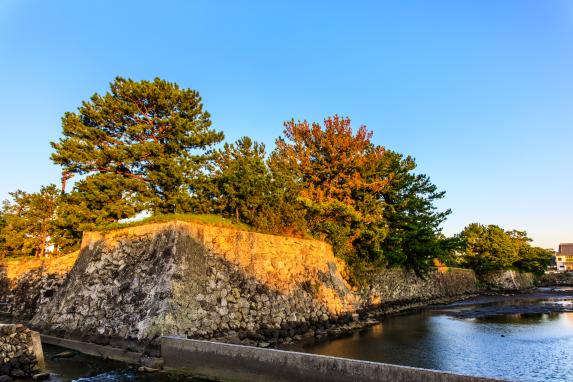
left=297, top=289, right=573, bottom=382
left=32, top=287, right=573, bottom=382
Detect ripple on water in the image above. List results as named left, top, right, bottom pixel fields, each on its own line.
left=72, top=370, right=139, bottom=382
left=297, top=298, right=573, bottom=382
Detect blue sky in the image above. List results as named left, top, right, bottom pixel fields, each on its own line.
left=1, top=0, right=572, bottom=248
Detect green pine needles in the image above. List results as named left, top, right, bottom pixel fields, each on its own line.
left=0, top=77, right=552, bottom=279
left=51, top=77, right=224, bottom=214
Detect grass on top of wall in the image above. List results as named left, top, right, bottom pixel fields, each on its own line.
left=99, top=213, right=314, bottom=240
left=98, top=213, right=253, bottom=233
left=1, top=250, right=79, bottom=280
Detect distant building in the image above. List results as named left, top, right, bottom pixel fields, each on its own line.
left=556, top=243, right=573, bottom=272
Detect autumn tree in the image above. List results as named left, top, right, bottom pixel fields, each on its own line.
left=51, top=77, right=224, bottom=215
left=270, top=116, right=388, bottom=259
left=0, top=185, right=60, bottom=257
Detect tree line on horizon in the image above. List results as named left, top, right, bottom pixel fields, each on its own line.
left=0, top=77, right=553, bottom=279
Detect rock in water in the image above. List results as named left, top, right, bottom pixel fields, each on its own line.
left=138, top=366, right=159, bottom=373
left=32, top=372, right=50, bottom=380
left=52, top=350, right=77, bottom=359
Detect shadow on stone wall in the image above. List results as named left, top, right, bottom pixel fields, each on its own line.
left=2, top=221, right=499, bottom=354
left=29, top=225, right=360, bottom=355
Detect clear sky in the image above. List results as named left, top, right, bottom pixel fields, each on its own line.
left=1, top=0, right=572, bottom=249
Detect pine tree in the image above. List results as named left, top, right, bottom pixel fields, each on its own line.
left=211, top=137, right=270, bottom=224
left=51, top=77, right=224, bottom=214
left=52, top=173, right=148, bottom=252
left=210, top=137, right=307, bottom=234
left=375, top=151, right=452, bottom=273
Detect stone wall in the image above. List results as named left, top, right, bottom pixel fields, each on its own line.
left=0, top=324, right=44, bottom=379
left=0, top=256, right=73, bottom=323
left=2, top=221, right=542, bottom=354
left=360, top=267, right=479, bottom=313
left=479, top=270, right=535, bottom=290
left=539, top=272, right=573, bottom=286
left=30, top=222, right=359, bottom=354
left=3, top=269, right=66, bottom=321
left=0, top=267, right=9, bottom=304
left=0, top=267, right=9, bottom=320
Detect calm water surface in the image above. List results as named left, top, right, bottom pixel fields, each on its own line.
left=298, top=289, right=573, bottom=382
left=23, top=288, right=573, bottom=381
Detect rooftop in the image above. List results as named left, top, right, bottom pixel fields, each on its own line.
left=558, top=243, right=573, bottom=255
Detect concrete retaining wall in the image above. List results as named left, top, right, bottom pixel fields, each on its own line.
left=40, top=334, right=162, bottom=368
left=161, top=336, right=505, bottom=382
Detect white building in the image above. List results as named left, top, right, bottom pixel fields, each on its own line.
left=556, top=243, right=573, bottom=272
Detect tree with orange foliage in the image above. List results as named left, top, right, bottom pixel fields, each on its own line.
left=270, top=116, right=389, bottom=262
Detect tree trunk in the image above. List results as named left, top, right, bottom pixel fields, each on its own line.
left=37, top=229, right=47, bottom=258
left=61, top=171, right=72, bottom=194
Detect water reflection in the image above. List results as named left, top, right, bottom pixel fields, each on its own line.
left=562, top=312, right=573, bottom=324
left=473, top=312, right=560, bottom=324
left=299, top=299, right=573, bottom=382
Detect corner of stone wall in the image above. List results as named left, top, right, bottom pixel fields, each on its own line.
left=479, top=270, right=535, bottom=291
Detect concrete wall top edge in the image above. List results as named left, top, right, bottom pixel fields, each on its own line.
left=161, top=336, right=509, bottom=382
